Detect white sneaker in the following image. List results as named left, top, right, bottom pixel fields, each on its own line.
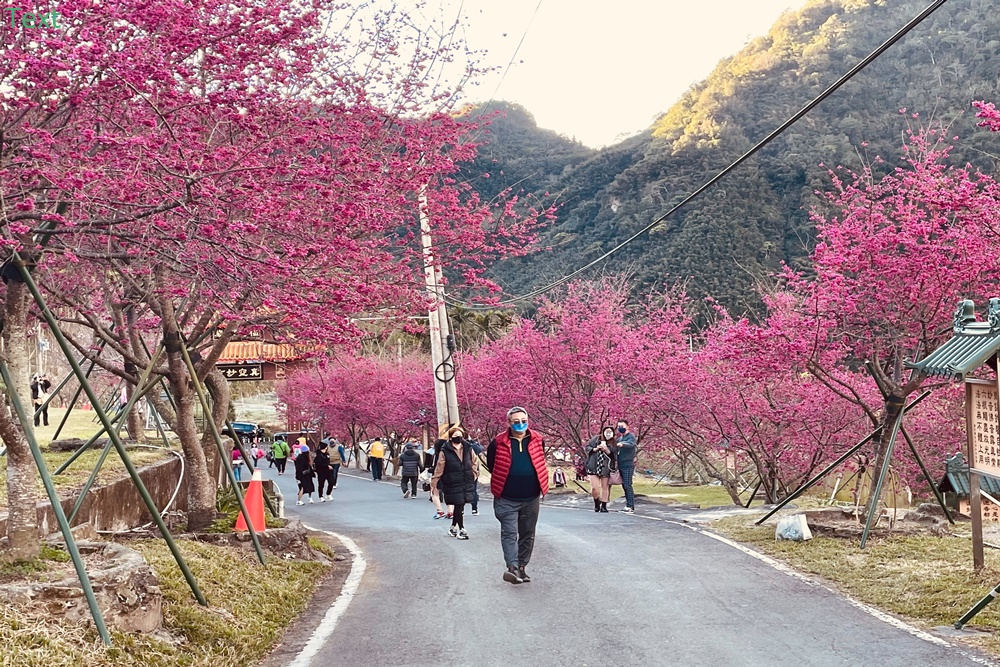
left=332, top=485, right=337, bottom=489
left=296, top=500, right=304, bottom=506
left=319, top=497, right=325, bottom=502
left=308, top=497, right=315, bottom=504
left=325, top=495, right=332, bottom=501
left=448, top=526, right=458, bottom=537
left=457, top=529, right=469, bottom=540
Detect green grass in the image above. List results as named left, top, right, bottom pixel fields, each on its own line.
left=0, top=538, right=329, bottom=667
left=712, top=513, right=1000, bottom=657
left=0, top=407, right=174, bottom=509
left=563, top=475, right=743, bottom=508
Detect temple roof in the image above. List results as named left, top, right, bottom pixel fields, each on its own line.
left=906, top=299, right=1000, bottom=381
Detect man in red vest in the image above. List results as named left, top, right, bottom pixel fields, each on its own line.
left=486, top=406, right=549, bottom=585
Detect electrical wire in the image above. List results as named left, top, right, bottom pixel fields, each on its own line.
left=449, top=0, right=952, bottom=310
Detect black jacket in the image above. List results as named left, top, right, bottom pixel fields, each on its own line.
left=438, top=441, right=476, bottom=505
left=314, top=450, right=332, bottom=473
left=399, top=447, right=423, bottom=477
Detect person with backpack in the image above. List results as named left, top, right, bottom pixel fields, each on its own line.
left=272, top=436, right=291, bottom=475
left=398, top=442, right=423, bottom=498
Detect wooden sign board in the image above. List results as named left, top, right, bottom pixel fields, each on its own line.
left=958, top=496, right=1000, bottom=522
left=217, top=363, right=263, bottom=381
left=967, top=380, right=1000, bottom=479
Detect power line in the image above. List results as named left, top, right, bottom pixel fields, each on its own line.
left=449, top=0, right=952, bottom=310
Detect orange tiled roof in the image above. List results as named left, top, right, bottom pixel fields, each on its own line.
left=218, top=341, right=304, bottom=363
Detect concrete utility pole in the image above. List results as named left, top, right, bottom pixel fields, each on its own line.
left=419, top=189, right=460, bottom=431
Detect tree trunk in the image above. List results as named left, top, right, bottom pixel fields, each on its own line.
left=865, top=393, right=906, bottom=516
left=1, top=281, right=40, bottom=561
left=160, top=318, right=216, bottom=532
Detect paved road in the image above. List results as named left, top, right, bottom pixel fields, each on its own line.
left=264, top=467, right=994, bottom=667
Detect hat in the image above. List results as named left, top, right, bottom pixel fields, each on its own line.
left=405, top=442, right=417, bottom=449
left=299, top=444, right=309, bottom=453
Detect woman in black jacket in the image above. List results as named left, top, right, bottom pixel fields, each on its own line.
left=431, top=426, right=478, bottom=540
left=314, top=442, right=334, bottom=502
left=295, top=446, right=316, bottom=505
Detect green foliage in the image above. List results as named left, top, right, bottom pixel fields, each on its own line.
left=474, top=0, right=1000, bottom=318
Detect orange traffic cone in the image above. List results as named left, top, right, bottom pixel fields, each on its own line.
left=235, top=468, right=266, bottom=533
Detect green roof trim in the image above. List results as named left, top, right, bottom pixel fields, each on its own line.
left=906, top=299, right=1000, bottom=381
left=937, top=452, right=1000, bottom=497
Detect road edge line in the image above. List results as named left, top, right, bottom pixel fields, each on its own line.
left=287, top=529, right=367, bottom=667
left=647, top=515, right=997, bottom=667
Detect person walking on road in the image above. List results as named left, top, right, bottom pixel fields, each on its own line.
left=332, top=438, right=346, bottom=488
left=486, top=407, right=549, bottom=584
left=399, top=442, right=423, bottom=498
left=368, top=438, right=385, bottom=481
left=615, top=419, right=638, bottom=514
left=432, top=426, right=478, bottom=540
left=272, top=436, right=290, bottom=475
left=315, top=441, right=335, bottom=501
left=585, top=426, right=617, bottom=513
left=231, top=442, right=245, bottom=482
left=295, top=445, right=316, bottom=505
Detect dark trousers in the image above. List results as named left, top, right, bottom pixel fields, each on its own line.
left=621, top=465, right=636, bottom=509
left=452, top=503, right=465, bottom=529
left=371, top=458, right=383, bottom=480
left=317, top=471, right=334, bottom=496
left=493, top=495, right=540, bottom=568
left=331, top=464, right=341, bottom=486
left=401, top=475, right=417, bottom=495
left=471, top=485, right=479, bottom=511
left=274, top=457, right=287, bottom=474
left=33, top=402, right=48, bottom=427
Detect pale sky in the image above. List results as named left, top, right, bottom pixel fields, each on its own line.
left=431, top=0, right=803, bottom=147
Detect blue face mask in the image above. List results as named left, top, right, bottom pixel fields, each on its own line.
left=511, top=421, right=528, bottom=433
left=617, top=427, right=626, bottom=433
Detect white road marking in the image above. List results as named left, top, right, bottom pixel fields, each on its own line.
left=287, top=529, right=366, bottom=667
left=630, top=511, right=998, bottom=667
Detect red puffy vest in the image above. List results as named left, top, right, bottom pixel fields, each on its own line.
left=491, top=429, right=549, bottom=498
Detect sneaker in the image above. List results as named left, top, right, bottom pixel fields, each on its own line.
left=518, top=566, right=531, bottom=583
left=332, top=484, right=337, bottom=489
left=319, top=497, right=326, bottom=502
left=503, top=566, right=524, bottom=585
left=308, top=497, right=315, bottom=504
left=433, top=511, right=447, bottom=520
left=446, top=512, right=453, bottom=519
left=296, top=500, right=304, bottom=506
left=620, top=507, right=635, bottom=514
left=403, top=490, right=411, bottom=498
left=471, top=509, right=479, bottom=516
left=448, top=526, right=459, bottom=537
left=326, top=495, right=332, bottom=501
left=457, top=529, right=469, bottom=540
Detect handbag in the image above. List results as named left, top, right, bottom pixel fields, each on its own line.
left=609, top=469, right=623, bottom=485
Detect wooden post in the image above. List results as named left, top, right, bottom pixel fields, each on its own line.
left=967, top=379, right=988, bottom=571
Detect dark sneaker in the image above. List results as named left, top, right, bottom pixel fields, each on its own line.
left=457, top=529, right=469, bottom=540
left=518, top=566, right=531, bottom=583
left=448, top=525, right=459, bottom=537
left=503, top=567, right=524, bottom=585
left=471, top=508, right=479, bottom=515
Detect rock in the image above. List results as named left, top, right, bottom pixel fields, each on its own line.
left=47, top=437, right=106, bottom=453
left=0, top=541, right=163, bottom=633
left=190, top=520, right=329, bottom=562
left=916, top=502, right=947, bottom=518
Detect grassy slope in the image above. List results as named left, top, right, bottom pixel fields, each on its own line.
left=0, top=539, right=329, bottom=667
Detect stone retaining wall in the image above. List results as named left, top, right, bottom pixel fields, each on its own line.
left=0, top=456, right=189, bottom=538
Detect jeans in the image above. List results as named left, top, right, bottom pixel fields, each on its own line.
left=401, top=475, right=417, bottom=495
left=493, top=495, right=540, bottom=568
left=371, top=458, right=383, bottom=480
left=620, top=465, right=636, bottom=509
left=331, top=464, right=341, bottom=486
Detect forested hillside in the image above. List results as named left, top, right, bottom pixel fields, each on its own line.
left=468, top=0, right=1000, bottom=315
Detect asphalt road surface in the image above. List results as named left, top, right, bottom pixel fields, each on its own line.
left=264, top=466, right=995, bottom=667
